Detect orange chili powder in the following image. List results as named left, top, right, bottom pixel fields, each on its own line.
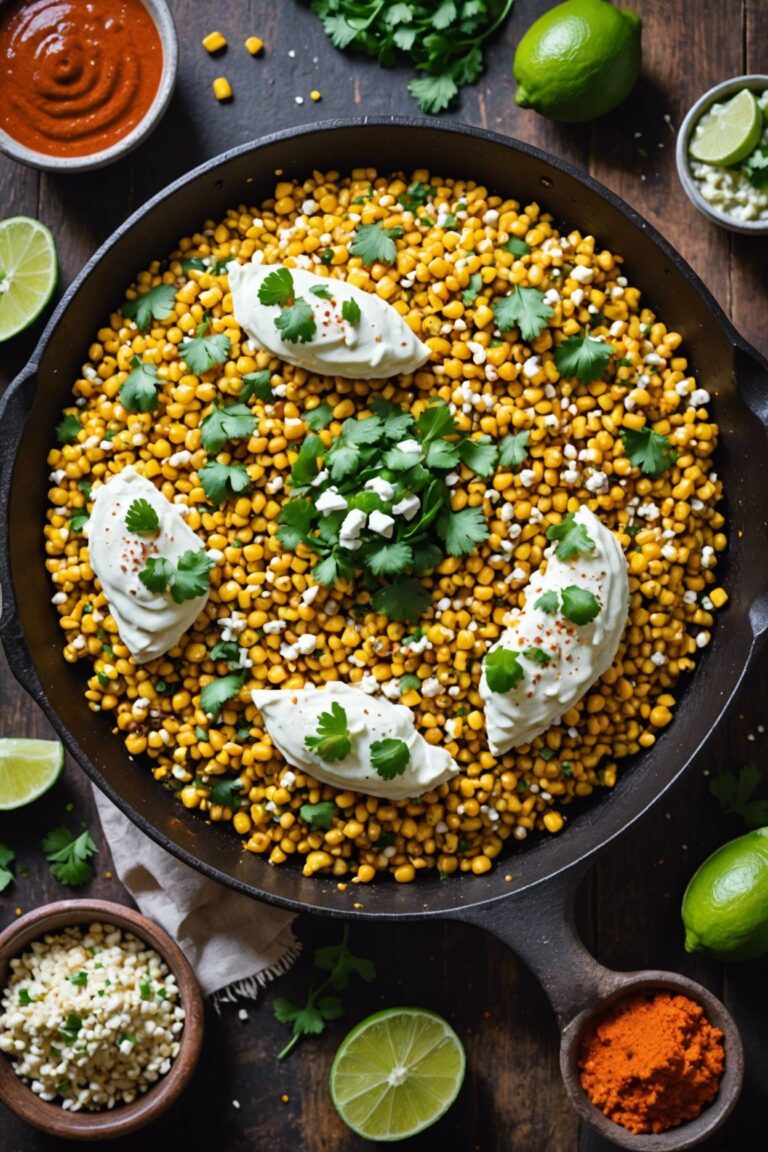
left=578, top=992, right=725, bottom=1134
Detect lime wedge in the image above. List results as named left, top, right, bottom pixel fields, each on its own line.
left=329, top=1007, right=465, bottom=1142
left=689, top=88, right=764, bottom=166
left=0, top=738, right=64, bottom=810
left=0, top=216, right=58, bottom=342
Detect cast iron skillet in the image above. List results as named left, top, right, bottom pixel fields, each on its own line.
left=2, top=120, right=767, bottom=1148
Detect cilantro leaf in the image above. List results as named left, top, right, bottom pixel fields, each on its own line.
left=290, top=434, right=324, bottom=488
left=341, top=415, right=383, bottom=445
left=498, top=430, right=530, bottom=468
left=120, top=356, right=161, bottom=414
left=70, top=511, right=89, bottom=532
left=275, top=297, right=317, bottom=344
left=561, top=585, right=601, bottom=625
left=621, top=426, right=677, bottom=478
left=42, top=826, right=98, bottom=887
left=524, top=646, right=553, bottom=665
left=710, top=763, right=768, bottom=829
left=209, top=778, right=245, bottom=809
left=492, top=286, right=553, bottom=342
left=408, top=73, right=459, bottom=115
left=122, top=284, right=176, bottom=331
left=742, top=145, right=768, bottom=191
left=371, top=738, right=410, bottom=780
left=426, top=439, right=460, bottom=470
left=365, top=540, right=413, bottom=578
left=397, top=181, right=434, bottom=211
left=416, top=400, right=455, bottom=442
left=0, top=840, right=15, bottom=893
left=125, top=498, right=159, bottom=534
left=300, top=801, right=337, bottom=831
left=170, top=550, right=214, bottom=603
left=369, top=397, right=414, bottom=440
left=342, top=297, right=361, bottom=325
left=180, top=257, right=206, bottom=273
left=69, top=971, right=88, bottom=987
left=504, top=237, right=531, bottom=257
left=457, top=435, right=498, bottom=478
left=138, top=556, right=175, bottom=595
left=438, top=506, right=489, bottom=556
left=350, top=222, right=403, bottom=266
left=546, top=513, right=596, bottom=561
left=210, top=640, right=242, bottom=665
left=484, top=647, right=525, bottom=693
left=399, top=674, right=422, bottom=693
left=278, top=499, right=315, bottom=548
left=56, top=413, right=81, bottom=444
left=180, top=327, right=231, bottom=375
left=462, top=273, right=483, bottom=305
left=60, top=1012, right=83, bottom=1044
left=310, top=285, right=333, bottom=300
left=199, top=461, right=251, bottom=505
left=258, top=267, right=294, bottom=306
left=200, top=401, right=256, bottom=454
left=535, top=590, right=559, bottom=615
left=555, top=330, right=616, bottom=384
left=304, top=702, right=351, bottom=762
left=371, top=578, right=431, bottom=621
left=240, top=370, right=274, bottom=403
left=314, top=937, right=376, bottom=989
left=304, top=402, right=334, bottom=431
left=200, top=673, right=245, bottom=718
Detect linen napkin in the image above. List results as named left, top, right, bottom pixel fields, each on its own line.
left=92, top=787, right=300, bottom=1002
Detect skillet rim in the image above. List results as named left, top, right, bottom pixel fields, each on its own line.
left=1, top=116, right=767, bottom=921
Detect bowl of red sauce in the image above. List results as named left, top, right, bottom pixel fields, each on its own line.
left=0, top=0, right=177, bottom=172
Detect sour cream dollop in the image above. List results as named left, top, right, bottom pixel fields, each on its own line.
left=251, top=683, right=458, bottom=800
left=229, top=263, right=430, bottom=379
left=480, top=507, right=629, bottom=755
left=86, top=467, right=209, bottom=664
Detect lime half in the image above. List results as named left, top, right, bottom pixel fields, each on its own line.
left=689, top=88, right=763, bottom=166
left=330, top=1007, right=465, bottom=1142
left=0, top=738, right=64, bottom=810
left=0, top=216, right=58, bottom=342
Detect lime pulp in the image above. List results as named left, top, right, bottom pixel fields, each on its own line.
left=689, top=88, right=763, bottom=166
left=0, top=738, right=64, bottom=810
left=0, top=216, right=58, bottom=342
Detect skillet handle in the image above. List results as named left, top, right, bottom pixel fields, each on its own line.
left=457, top=862, right=624, bottom=1029
left=734, top=341, right=768, bottom=432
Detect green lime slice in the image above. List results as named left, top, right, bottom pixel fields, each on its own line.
left=330, top=1007, right=465, bottom=1142
left=0, top=216, right=58, bottom=342
left=689, top=88, right=764, bottom=166
left=0, top=738, right=64, bottom=810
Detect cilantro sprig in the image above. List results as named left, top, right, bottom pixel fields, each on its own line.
left=277, top=397, right=492, bottom=621
left=179, top=320, right=231, bottom=375
left=370, top=738, right=410, bottom=780
left=710, top=762, right=768, bottom=829
left=120, top=356, right=161, bottom=414
left=273, top=926, right=375, bottom=1059
left=0, top=841, right=15, bottom=893
left=125, top=498, right=159, bottom=535
left=621, top=426, right=677, bottom=478
left=484, top=647, right=524, bottom=693
left=304, top=702, right=351, bottom=762
left=56, top=413, right=81, bottom=445
left=546, top=513, right=595, bottom=561
left=555, top=329, right=616, bottom=384
left=309, top=0, right=515, bottom=114
left=200, top=401, right=256, bottom=454
left=42, top=826, right=98, bottom=887
left=258, top=267, right=317, bottom=344
left=350, top=222, right=404, bottom=266
left=122, top=284, right=176, bottom=332
left=200, top=672, right=246, bottom=718
left=139, top=549, right=213, bottom=603
left=493, top=286, right=553, bottom=342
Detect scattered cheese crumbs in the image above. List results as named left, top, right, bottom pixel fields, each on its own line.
left=213, top=77, right=233, bottom=102
left=202, top=31, right=227, bottom=54
left=0, top=922, right=183, bottom=1112
left=295, top=96, right=304, bottom=105
left=244, top=36, right=264, bottom=56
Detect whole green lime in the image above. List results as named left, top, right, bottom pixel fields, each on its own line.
left=513, top=0, right=642, bottom=123
left=682, top=827, right=768, bottom=961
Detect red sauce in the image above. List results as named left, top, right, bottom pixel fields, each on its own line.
left=0, top=0, right=163, bottom=158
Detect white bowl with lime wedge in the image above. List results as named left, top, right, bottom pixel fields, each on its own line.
left=676, top=75, right=768, bottom=234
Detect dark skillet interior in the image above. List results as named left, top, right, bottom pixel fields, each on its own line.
left=3, top=120, right=768, bottom=920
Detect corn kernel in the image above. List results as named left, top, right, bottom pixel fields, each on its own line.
left=202, top=31, right=227, bottom=54
left=212, top=76, right=233, bottom=102
left=244, top=36, right=264, bottom=55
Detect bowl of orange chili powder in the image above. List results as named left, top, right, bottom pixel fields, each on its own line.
left=0, top=0, right=178, bottom=172
left=560, top=976, right=743, bottom=1150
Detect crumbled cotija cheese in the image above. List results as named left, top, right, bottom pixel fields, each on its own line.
left=0, top=922, right=184, bottom=1111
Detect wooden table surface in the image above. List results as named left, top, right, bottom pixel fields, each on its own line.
left=1, top=2, right=767, bottom=1149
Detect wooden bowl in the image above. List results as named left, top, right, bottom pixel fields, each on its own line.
left=0, top=899, right=204, bottom=1141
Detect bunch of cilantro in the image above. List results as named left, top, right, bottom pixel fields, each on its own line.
left=278, top=397, right=499, bottom=620
left=309, top=0, right=516, bottom=114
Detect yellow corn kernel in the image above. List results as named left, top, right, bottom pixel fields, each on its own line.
left=310, top=90, right=322, bottom=102
left=212, top=76, right=233, bottom=102
left=244, top=36, right=264, bottom=56
left=709, top=587, right=728, bottom=608
left=202, top=31, right=227, bottom=54
left=543, top=811, right=564, bottom=834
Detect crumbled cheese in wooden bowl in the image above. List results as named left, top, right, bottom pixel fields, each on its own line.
left=0, top=921, right=184, bottom=1111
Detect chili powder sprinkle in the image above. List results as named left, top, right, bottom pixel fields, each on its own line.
left=578, top=992, right=725, bottom=1134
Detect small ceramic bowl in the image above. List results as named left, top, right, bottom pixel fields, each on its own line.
left=676, top=74, right=768, bottom=235
left=0, top=0, right=178, bottom=173
left=0, top=900, right=204, bottom=1141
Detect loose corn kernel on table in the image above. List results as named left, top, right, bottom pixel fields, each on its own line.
left=1, top=2, right=767, bottom=1151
